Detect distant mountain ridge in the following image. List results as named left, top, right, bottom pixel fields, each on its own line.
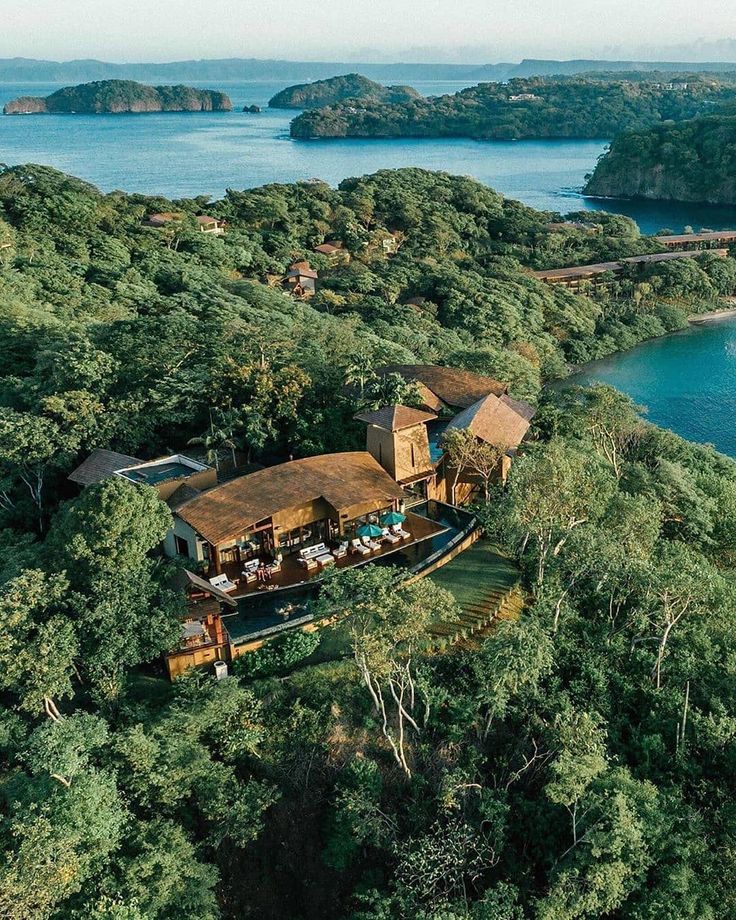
left=2, top=56, right=736, bottom=85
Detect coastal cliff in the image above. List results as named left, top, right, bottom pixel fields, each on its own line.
left=269, top=73, right=420, bottom=109
left=3, top=80, right=232, bottom=115
left=584, top=114, right=736, bottom=204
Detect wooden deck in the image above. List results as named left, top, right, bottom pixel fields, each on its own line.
left=223, top=512, right=446, bottom=600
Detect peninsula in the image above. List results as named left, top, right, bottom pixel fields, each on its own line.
left=289, top=74, right=736, bottom=140
left=584, top=114, right=736, bottom=204
left=268, top=73, right=420, bottom=109
left=3, top=79, right=232, bottom=115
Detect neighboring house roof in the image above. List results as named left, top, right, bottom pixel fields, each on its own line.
left=175, top=452, right=406, bottom=546
left=446, top=394, right=535, bottom=450
left=378, top=365, right=508, bottom=410
left=656, top=231, right=736, bottom=245
left=166, top=483, right=202, bottom=510
left=314, top=242, right=342, bottom=254
left=68, top=448, right=142, bottom=486
left=286, top=267, right=318, bottom=280
left=354, top=405, right=438, bottom=431
left=196, top=215, right=220, bottom=225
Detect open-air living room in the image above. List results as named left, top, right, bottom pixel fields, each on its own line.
left=220, top=507, right=447, bottom=598
left=164, top=451, right=451, bottom=599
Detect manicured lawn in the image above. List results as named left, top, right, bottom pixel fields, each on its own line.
left=429, top=540, right=519, bottom=611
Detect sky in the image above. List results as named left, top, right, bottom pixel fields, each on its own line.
left=2, top=0, right=735, bottom=63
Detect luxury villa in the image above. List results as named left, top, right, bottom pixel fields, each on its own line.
left=69, top=365, right=535, bottom=677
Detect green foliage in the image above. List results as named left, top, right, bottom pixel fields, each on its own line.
left=586, top=114, right=736, bottom=204
left=269, top=73, right=420, bottom=109
left=234, top=629, right=321, bottom=679
left=291, top=75, right=736, bottom=140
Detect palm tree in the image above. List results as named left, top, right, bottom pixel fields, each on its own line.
left=188, top=411, right=236, bottom=472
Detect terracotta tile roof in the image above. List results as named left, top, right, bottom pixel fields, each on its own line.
left=447, top=394, right=535, bottom=449
left=287, top=267, right=318, bottom=280
left=68, top=448, right=142, bottom=486
left=314, top=242, right=342, bottom=254
left=196, top=215, right=220, bottom=225
left=175, top=451, right=406, bottom=546
left=378, top=365, right=508, bottom=409
left=354, top=405, right=438, bottom=431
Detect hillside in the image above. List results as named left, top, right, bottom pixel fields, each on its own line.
left=3, top=164, right=736, bottom=919
left=268, top=72, right=420, bottom=109
left=585, top=114, right=736, bottom=204
left=3, top=79, right=232, bottom=114
left=290, top=74, right=736, bottom=139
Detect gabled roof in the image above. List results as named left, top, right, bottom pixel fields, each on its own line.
left=196, top=214, right=221, bottom=225
left=378, top=365, right=508, bottom=410
left=68, top=448, right=142, bottom=486
left=314, top=241, right=343, bottom=254
left=447, top=394, right=535, bottom=450
left=166, top=483, right=202, bottom=510
left=354, top=405, right=438, bottom=431
left=174, top=451, right=406, bottom=546
left=287, top=267, right=318, bottom=280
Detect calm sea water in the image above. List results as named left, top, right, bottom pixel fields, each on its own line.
left=3, top=78, right=736, bottom=454
left=572, top=318, right=736, bottom=456
left=2, top=78, right=736, bottom=235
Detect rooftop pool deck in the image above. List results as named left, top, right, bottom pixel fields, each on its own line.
left=222, top=500, right=477, bottom=644
left=123, top=461, right=199, bottom=485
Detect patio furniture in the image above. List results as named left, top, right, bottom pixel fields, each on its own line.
left=241, top=569, right=257, bottom=584
left=381, top=527, right=400, bottom=544
left=209, top=573, right=238, bottom=593
left=267, top=559, right=282, bottom=575
left=243, top=558, right=260, bottom=573
left=299, top=542, right=329, bottom=562
left=351, top=538, right=371, bottom=556
left=316, top=552, right=336, bottom=567
left=298, top=555, right=319, bottom=571
left=395, top=527, right=411, bottom=540
left=333, top=542, right=349, bottom=559
left=362, top=536, right=380, bottom=552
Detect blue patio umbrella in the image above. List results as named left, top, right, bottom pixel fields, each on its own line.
left=356, top=523, right=384, bottom=538
left=380, top=510, right=406, bottom=526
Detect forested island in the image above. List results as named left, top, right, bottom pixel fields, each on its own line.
left=290, top=74, right=736, bottom=139
left=4, top=164, right=736, bottom=919
left=268, top=73, right=421, bottom=109
left=585, top=113, right=736, bottom=204
left=3, top=79, right=232, bottom=115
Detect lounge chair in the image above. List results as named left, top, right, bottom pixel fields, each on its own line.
left=396, top=528, right=411, bottom=540
left=241, top=569, right=257, bottom=584
left=381, top=527, right=400, bottom=545
left=298, top=556, right=319, bottom=572
left=351, top=539, right=371, bottom=556
left=333, top=542, right=349, bottom=559
left=209, top=573, right=238, bottom=593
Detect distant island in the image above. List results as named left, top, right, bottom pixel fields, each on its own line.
left=268, top=73, right=421, bottom=109
left=290, top=74, right=736, bottom=140
left=3, top=79, right=232, bottom=115
left=585, top=114, right=736, bottom=204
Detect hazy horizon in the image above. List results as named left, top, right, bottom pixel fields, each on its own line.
left=2, top=0, right=735, bottom=65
